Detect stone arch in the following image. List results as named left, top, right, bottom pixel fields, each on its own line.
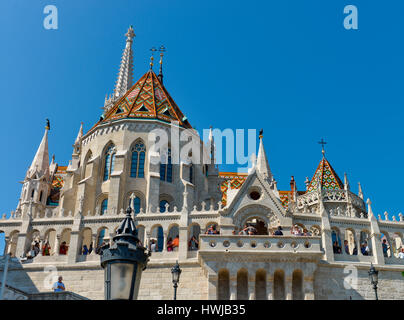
left=380, top=230, right=394, bottom=257
left=241, top=216, right=269, bottom=235
left=344, top=228, right=357, bottom=255
left=360, top=229, right=372, bottom=256
left=82, top=149, right=93, bottom=179
left=273, top=269, right=285, bottom=300
left=204, top=221, right=219, bottom=234
left=217, top=269, right=230, bottom=300
left=125, top=191, right=145, bottom=214
left=59, top=228, right=71, bottom=255
left=233, top=204, right=280, bottom=231
left=236, top=268, right=248, bottom=300
left=96, top=226, right=109, bottom=249
left=150, top=224, right=164, bottom=252
left=188, top=223, right=201, bottom=251
left=255, top=269, right=267, bottom=300
left=392, top=232, right=404, bottom=257
left=43, top=228, right=56, bottom=255
left=101, top=141, right=117, bottom=181
left=79, top=227, right=92, bottom=255
left=159, top=194, right=174, bottom=213
left=331, top=226, right=342, bottom=254
left=292, top=269, right=304, bottom=300
left=167, top=223, right=179, bottom=252
left=129, top=138, right=147, bottom=179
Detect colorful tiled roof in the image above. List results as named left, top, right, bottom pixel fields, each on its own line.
left=279, top=190, right=305, bottom=209
left=219, top=172, right=248, bottom=206
left=92, top=70, right=192, bottom=131
left=307, top=157, right=343, bottom=192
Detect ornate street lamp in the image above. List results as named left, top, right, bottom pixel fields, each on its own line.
left=101, top=207, right=149, bottom=300
left=368, top=263, right=379, bottom=300
left=171, top=260, right=182, bottom=300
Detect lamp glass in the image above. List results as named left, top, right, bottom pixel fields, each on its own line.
left=110, top=263, right=134, bottom=300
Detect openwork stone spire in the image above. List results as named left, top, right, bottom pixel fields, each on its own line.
left=104, top=26, right=135, bottom=113
left=114, top=26, right=135, bottom=98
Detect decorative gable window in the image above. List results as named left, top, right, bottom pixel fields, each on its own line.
left=130, top=141, right=146, bottom=178
left=100, top=199, right=108, bottom=215
left=103, top=144, right=116, bottom=181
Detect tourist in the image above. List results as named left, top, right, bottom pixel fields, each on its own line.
left=82, top=244, right=89, bottom=255
left=167, top=237, right=173, bottom=252
left=150, top=239, right=157, bottom=252
left=398, top=248, right=404, bottom=259
left=382, top=239, right=389, bottom=257
left=52, top=276, right=65, bottom=292
left=352, top=245, right=358, bottom=255
left=59, top=241, right=68, bottom=255
left=42, top=241, right=51, bottom=256
left=360, top=242, right=368, bottom=256
left=274, top=226, right=283, bottom=236
left=303, top=228, right=311, bottom=236
left=247, top=224, right=257, bottom=235
left=333, top=241, right=341, bottom=254
left=291, top=225, right=301, bottom=236
left=88, top=243, right=93, bottom=254
left=238, top=224, right=248, bottom=235
left=33, top=241, right=40, bottom=256
left=344, top=240, right=350, bottom=255
left=189, top=236, right=199, bottom=250
left=172, top=235, right=179, bottom=251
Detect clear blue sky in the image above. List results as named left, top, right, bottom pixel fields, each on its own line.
left=1, top=0, right=404, bottom=252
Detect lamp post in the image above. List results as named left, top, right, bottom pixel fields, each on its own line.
left=171, top=260, right=182, bottom=300
left=368, top=263, right=379, bottom=300
left=100, top=207, right=150, bottom=300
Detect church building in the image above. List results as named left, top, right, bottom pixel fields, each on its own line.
left=0, top=26, right=403, bottom=300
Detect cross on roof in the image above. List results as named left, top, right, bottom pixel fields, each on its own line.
left=318, top=138, right=327, bottom=156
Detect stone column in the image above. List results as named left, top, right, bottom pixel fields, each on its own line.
left=229, top=276, right=237, bottom=300
left=303, top=277, right=315, bottom=300
left=355, top=231, right=362, bottom=256
left=285, top=276, right=293, bottom=300
left=248, top=278, right=255, bottom=300
left=67, top=231, right=80, bottom=264
left=54, top=235, right=60, bottom=256
left=207, top=274, right=217, bottom=300
left=91, top=234, right=97, bottom=255
left=163, top=231, right=168, bottom=252
left=178, top=226, right=188, bottom=260
left=267, top=275, right=273, bottom=300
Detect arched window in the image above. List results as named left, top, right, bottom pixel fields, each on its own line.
left=103, top=144, right=116, bottom=181
left=100, top=199, right=108, bottom=215
left=160, top=148, right=172, bottom=182
left=130, top=142, right=146, bottom=178
left=189, top=163, right=193, bottom=184
left=159, top=200, right=169, bottom=213
left=129, top=196, right=141, bottom=214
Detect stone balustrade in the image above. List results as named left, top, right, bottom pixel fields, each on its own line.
left=198, top=235, right=323, bottom=255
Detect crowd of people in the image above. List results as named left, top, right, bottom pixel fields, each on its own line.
left=232, top=224, right=312, bottom=237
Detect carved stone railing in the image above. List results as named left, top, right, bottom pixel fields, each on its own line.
left=198, top=235, right=322, bottom=255
left=296, top=191, right=319, bottom=210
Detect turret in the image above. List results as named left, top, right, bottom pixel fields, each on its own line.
left=256, top=129, right=273, bottom=182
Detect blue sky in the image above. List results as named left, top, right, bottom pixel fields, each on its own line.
left=1, top=0, right=404, bottom=252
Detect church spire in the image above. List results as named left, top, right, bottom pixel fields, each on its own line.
left=256, top=129, right=272, bottom=181
left=113, top=26, right=135, bottom=99
left=26, top=120, right=50, bottom=180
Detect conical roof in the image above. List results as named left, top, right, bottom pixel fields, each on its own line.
left=307, top=157, right=343, bottom=192
left=26, top=128, right=50, bottom=180
left=95, top=70, right=192, bottom=130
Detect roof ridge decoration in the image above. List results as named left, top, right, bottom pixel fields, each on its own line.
left=307, top=157, right=344, bottom=193
left=94, top=70, right=192, bottom=130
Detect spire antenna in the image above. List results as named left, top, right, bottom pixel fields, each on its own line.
left=318, top=138, right=327, bottom=157
left=45, top=119, right=50, bottom=131
left=150, top=47, right=157, bottom=70
left=158, top=45, right=166, bottom=83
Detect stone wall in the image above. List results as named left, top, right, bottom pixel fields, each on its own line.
left=313, top=265, right=404, bottom=300
left=138, top=263, right=208, bottom=300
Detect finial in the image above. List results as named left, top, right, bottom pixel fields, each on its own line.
left=125, top=25, right=135, bottom=41
left=45, top=119, right=50, bottom=131
left=150, top=47, right=157, bottom=69
left=318, top=138, right=326, bottom=157
left=158, top=45, right=166, bottom=83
